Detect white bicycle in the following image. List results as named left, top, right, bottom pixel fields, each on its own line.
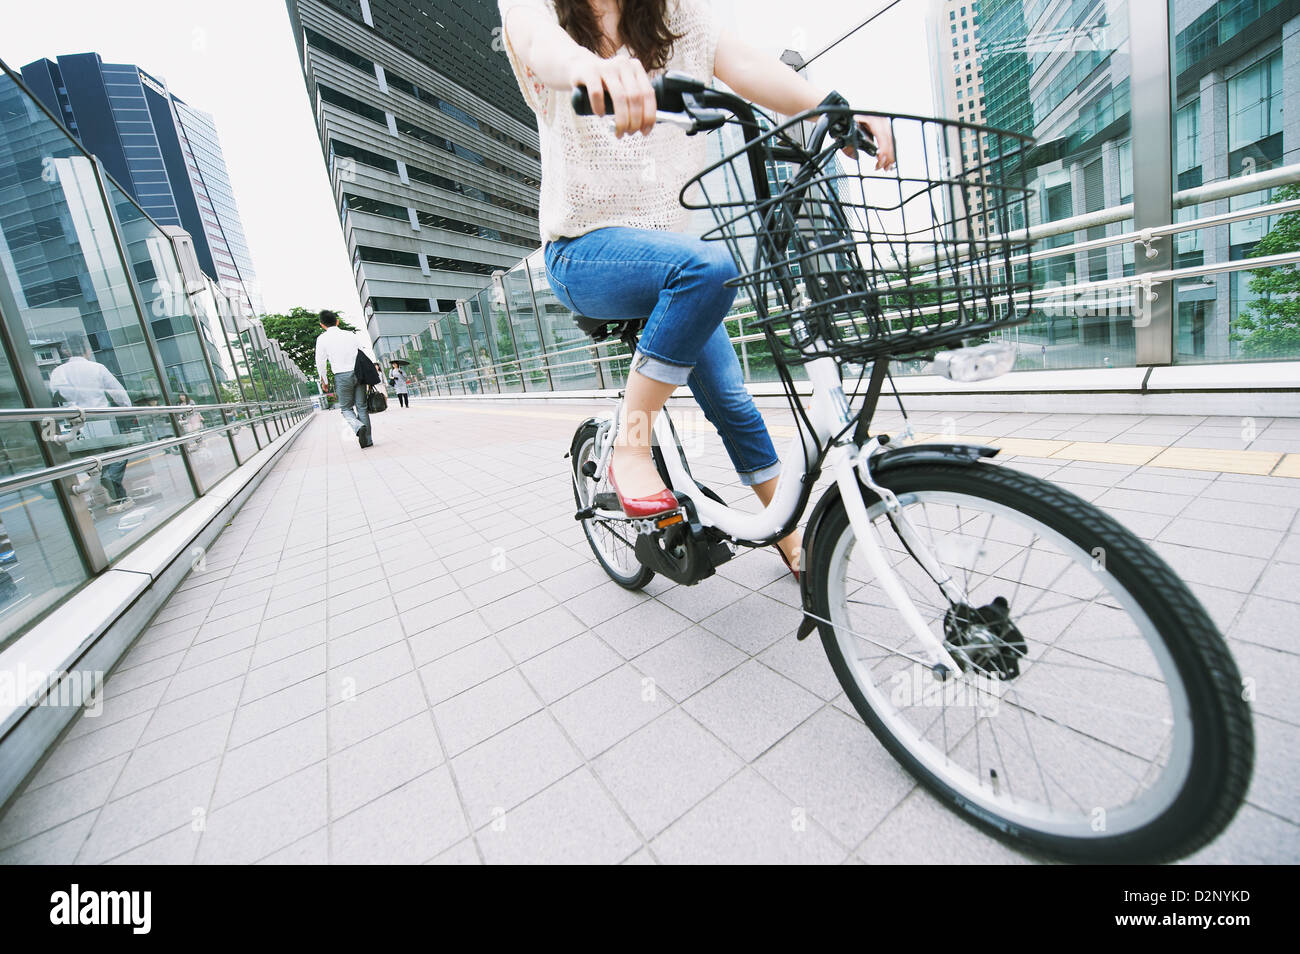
left=567, top=75, right=1251, bottom=863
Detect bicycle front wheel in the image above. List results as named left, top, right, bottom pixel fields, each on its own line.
left=808, top=460, right=1252, bottom=862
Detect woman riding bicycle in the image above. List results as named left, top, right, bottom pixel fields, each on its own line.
left=499, top=0, right=893, bottom=576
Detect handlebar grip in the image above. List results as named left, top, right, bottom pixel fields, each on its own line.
left=572, top=75, right=668, bottom=117
left=571, top=84, right=597, bottom=116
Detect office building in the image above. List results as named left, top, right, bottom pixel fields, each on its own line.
left=20, top=53, right=263, bottom=318
left=929, top=0, right=997, bottom=240
left=285, top=0, right=543, bottom=356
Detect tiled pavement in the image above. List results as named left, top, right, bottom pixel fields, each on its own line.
left=1, top=399, right=1298, bottom=864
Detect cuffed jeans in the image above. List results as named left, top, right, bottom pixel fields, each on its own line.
left=334, top=371, right=369, bottom=434
left=544, top=227, right=780, bottom=486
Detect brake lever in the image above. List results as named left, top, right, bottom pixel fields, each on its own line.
left=598, top=110, right=697, bottom=132
left=842, top=121, right=878, bottom=158
left=597, top=107, right=726, bottom=135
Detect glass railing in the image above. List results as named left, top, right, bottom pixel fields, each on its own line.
left=392, top=167, right=1300, bottom=397
left=0, top=60, right=312, bottom=649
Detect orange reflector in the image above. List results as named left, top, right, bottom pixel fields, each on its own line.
left=656, top=512, right=684, bottom=529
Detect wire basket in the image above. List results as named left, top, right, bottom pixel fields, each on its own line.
left=682, top=109, right=1036, bottom=366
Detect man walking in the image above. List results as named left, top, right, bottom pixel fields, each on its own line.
left=315, top=310, right=379, bottom=448
left=50, top=333, right=135, bottom=506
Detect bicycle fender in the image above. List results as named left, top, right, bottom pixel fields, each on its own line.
left=568, top=417, right=603, bottom=459
left=794, top=442, right=999, bottom=640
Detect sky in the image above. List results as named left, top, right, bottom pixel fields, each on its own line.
left=0, top=0, right=934, bottom=324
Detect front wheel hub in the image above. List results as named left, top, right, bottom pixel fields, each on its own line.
left=943, top=596, right=1028, bottom=679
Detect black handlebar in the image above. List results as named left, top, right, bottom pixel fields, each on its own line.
left=571, top=72, right=693, bottom=117
left=572, top=76, right=874, bottom=157
left=569, top=80, right=605, bottom=116
left=570, top=74, right=877, bottom=205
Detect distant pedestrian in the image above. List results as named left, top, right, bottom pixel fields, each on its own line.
left=390, top=363, right=410, bottom=408
left=315, top=310, right=380, bottom=448
left=49, top=333, right=134, bottom=507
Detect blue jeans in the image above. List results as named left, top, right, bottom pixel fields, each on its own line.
left=545, top=227, right=780, bottom=486
left=334, top=371, right=370, bottom=434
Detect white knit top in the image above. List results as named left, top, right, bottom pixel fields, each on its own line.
left=499, top=0, right=720, bottom=243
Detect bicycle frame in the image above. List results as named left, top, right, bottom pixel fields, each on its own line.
left=587, top=352, right=965, bottom=673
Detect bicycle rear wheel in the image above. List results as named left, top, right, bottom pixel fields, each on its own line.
left=807, top=459, right=1252, bottom=862
left=570, top=420, right=654, bottom=590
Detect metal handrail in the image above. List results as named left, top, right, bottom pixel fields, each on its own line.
left=0, top=401, right=313, bottom=497
left=868, top=193, right=1300, bottom=294
left=903, top=161, right=1300, bottom=270
left=0, top=399, right=308, bottom=424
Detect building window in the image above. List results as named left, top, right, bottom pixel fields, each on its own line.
left=396, top=117, right=540, bottom=189
left=303, top=27, right=374, bottom=74
left=329, top=138, right=398, bottom=174
left=1175, top=100, right=1201, bottom=189
left=343, top=192, right=408, bottom=220
left=317, top=84, right=386, bottom=125
left=1227, top=49, right=1283, bottom=165
left=413, top=209, right=536, bottom=248
left=1118, top=140, right=1134, bottom=205
left=356, top=245, right=420, bottom=267
left=1227, top=50, right=1285, bottom=252
left=369, top=297, right=432, bottom=313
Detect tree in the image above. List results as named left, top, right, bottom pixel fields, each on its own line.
left=1233, top=185, right=1300, bottom=358
left=260, top=307, right=356, bottom=383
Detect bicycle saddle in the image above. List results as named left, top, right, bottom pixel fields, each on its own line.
left=573, top=314, right=647, bottom=343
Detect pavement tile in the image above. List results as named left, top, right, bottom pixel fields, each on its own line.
left=593, top=708, right=742, bottom=837
left=519, top=633, right=622, bottom=703
left=212, top=715, right=326, bottom=807
left=451, top=712, right=583, bottom=828
left=228, top=674, right=326, bottom=748
left=331, top=767, right=467, bottom=864
left=476, top=768, right=642, bottom=865
left=632, top=626, right=748, bottom=700
left=0, top=755, right=126, bottom=851
left=432, top=669, right=542, bottom=756
left=549, top=664, right=672, bottom=759
left=79, top=759, right=219, bottom=864
left=652, top=769, right=847, bottom=864
left=681, top=660, right=823, bottom=761
left=197, top=763, right=327, bottom=864
left=419, top=636, right=514, bottom=704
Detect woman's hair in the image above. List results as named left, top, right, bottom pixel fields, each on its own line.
left=554, top=0, right=683, bottom=71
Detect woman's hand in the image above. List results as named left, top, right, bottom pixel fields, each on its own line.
left=851, top=116, right=896, bottom=171
left=567, top=51, right=657, bottom=138
left=862, top=116, right=896, bottom=170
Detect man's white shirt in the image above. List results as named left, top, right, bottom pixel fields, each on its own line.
left=49, top=356, right=130, bottom=407
left=316, top=326, right=377, bottom=381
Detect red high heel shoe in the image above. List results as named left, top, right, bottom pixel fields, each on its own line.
left=607, top=460, right=678, bottom=518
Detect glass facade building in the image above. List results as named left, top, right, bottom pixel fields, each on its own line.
left=20, top=53, right=263, bottom=320
left=286, top=0, right=543, bottom=358
left=0, top=59, right=310, bottom=649
left=1172, top=0, right=1300, bottom=361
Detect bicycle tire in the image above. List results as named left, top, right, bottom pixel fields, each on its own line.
left=808, top=460, right=1253, bottom=863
